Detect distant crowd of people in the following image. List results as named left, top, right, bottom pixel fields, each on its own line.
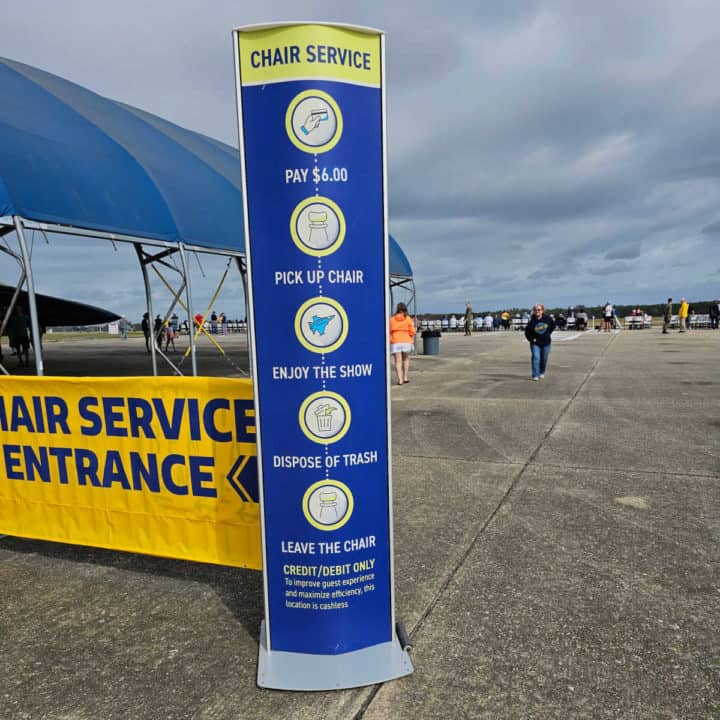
left=140, top=310, right=234, bottom=353
left=660, top=298, right=720, bottom=333
left=393, top=296, right=720, bottom=384
left=415, top=298, right=720, bottom=335
left=415, top=304, right=593, bottom=333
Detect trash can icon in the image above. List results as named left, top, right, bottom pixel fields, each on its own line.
left=314, top=403, right=337, bottom=432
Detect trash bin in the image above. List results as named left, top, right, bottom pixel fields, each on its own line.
left=421, top=329, right=441, bottom=355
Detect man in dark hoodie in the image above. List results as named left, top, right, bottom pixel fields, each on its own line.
left=709, top=300, right=719, bottom=330
left=141, top=312, right=151, bottom=353
left=525, top=303, right=556, bottom=381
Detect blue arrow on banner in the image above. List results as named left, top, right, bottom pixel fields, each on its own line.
left=226, top=455, right=259, bottom=503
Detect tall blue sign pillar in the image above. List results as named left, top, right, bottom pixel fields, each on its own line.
left=233, top=23, right=413, bottom=690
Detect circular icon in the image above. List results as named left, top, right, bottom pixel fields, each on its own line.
left=295, top=297, right=348, bottom=354
left=303, top=480, right=354, bottom=531
left=290, top=196, right=345, bottom=257
left=299, top=391, right=352, bottom=444
left=286, top=90, right=343, bottom=153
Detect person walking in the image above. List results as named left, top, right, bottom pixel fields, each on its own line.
left=153, top=314, right=163, bottom=347
left=575, top=307, right=588, bottom=331
left=603, top=301, right=614, bottom=332
left=141, top=312, right=151, bottom=352
left=7, top=305, right=31, bottom=368
left=678, top=298, right=689, bottom=333
left=164, top=321, right=176, bottom=352
left=464, top=301, right=473, bottom=336
left=525, top=303, right=555, bottom=380
left=389, top=302, right=416, bottom=386
left=709, top=300, right=719, bottom=330
left=662, top=298, right=672, bottom=334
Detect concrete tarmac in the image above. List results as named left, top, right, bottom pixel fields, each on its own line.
left=1, top=329, right=718, bottom=719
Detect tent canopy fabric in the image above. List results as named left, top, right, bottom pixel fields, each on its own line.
left=0, top=57, right=412, bottom=277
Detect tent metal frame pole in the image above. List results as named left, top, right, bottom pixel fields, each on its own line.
left=13, top=216, right=44, bottom=375
left=237, top=256, right=253, bottom=379
left=134, top=242, right=158, bottom=376
left=1, top=218, right=245, bottom=260
left=0, top=268, right=27, bottom=337
left=179, top=243, right=197, bottom=377
left=0, top=245, right=27, bottom=375
left=389, top=277, right=417, bottom=317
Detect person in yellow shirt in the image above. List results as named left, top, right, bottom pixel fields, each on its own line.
left=678, top=298, right=689, bottom=333
left=500, top=310, right=511, bottom=331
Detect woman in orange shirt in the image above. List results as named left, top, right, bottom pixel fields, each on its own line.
left=389, top=302, right=416, bottom=385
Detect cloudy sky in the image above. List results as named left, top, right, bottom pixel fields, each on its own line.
left=3, top=0, right=720, bottom=317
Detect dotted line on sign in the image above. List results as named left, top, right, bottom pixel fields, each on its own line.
left=322, top=351, right=329, bottom=477
left=314, top=152, right=328, bottom=479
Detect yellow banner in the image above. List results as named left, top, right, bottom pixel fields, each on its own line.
left=237, top=24, right=381, bottom=87
left=0, top=376, right=261, bottom=569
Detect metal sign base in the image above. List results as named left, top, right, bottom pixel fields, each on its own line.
left=257, top=621, right=413, bottom=691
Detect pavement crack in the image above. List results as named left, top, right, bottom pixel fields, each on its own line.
left=529, top=459, right=720, bottom=481
left=385, top=333, right=619, bottom=676
left=524, top=332, right=617, bottom=466
left=394, top=453, right=524, bottom=468
left=463, top=400, right=514, bottom=463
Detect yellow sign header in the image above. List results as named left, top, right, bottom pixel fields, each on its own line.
left=237, top=24, right=381, bottom=87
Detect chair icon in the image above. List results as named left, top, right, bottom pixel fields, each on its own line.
left=318, top=491, right=339, bottom=521
left=308, top=210, right=329, bottom=248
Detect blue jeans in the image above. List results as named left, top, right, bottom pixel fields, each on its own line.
left=531, top=343, right=551, bottom=378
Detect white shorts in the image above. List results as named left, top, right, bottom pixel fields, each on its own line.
left=391, top=343, right=413, bottom=354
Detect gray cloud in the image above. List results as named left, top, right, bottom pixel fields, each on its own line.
left=605, top=243, right=642, bottom=261
left=597, top=261, right=635, bottom=275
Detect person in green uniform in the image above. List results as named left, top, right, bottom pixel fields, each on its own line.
left=464, top=301, right=473, bottom=336
left=662, top=298, right=672, bottom=334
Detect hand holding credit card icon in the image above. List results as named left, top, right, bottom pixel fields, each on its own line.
left=286, top=90, right=342, bottom=152
left=301, top=109, right=329, bottom=135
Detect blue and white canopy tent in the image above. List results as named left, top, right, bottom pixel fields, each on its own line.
left=0, top=56, right=414, bottom=375
left=388, top=239, right=415, bottom=318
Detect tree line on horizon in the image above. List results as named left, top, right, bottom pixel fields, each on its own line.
left=421, top=299, right=719, bottom=320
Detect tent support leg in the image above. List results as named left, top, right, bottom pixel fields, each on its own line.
left=0, top=247, right=28, bottom=375
left=134, top=242, right=158, bottom=376
left=0, top=269, right=27, bottom=338
left=13, top=216, right=44, bottom=376
left=237, top=256, right=253, bottom=379
left=179, top=244, right=197, bottom=377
